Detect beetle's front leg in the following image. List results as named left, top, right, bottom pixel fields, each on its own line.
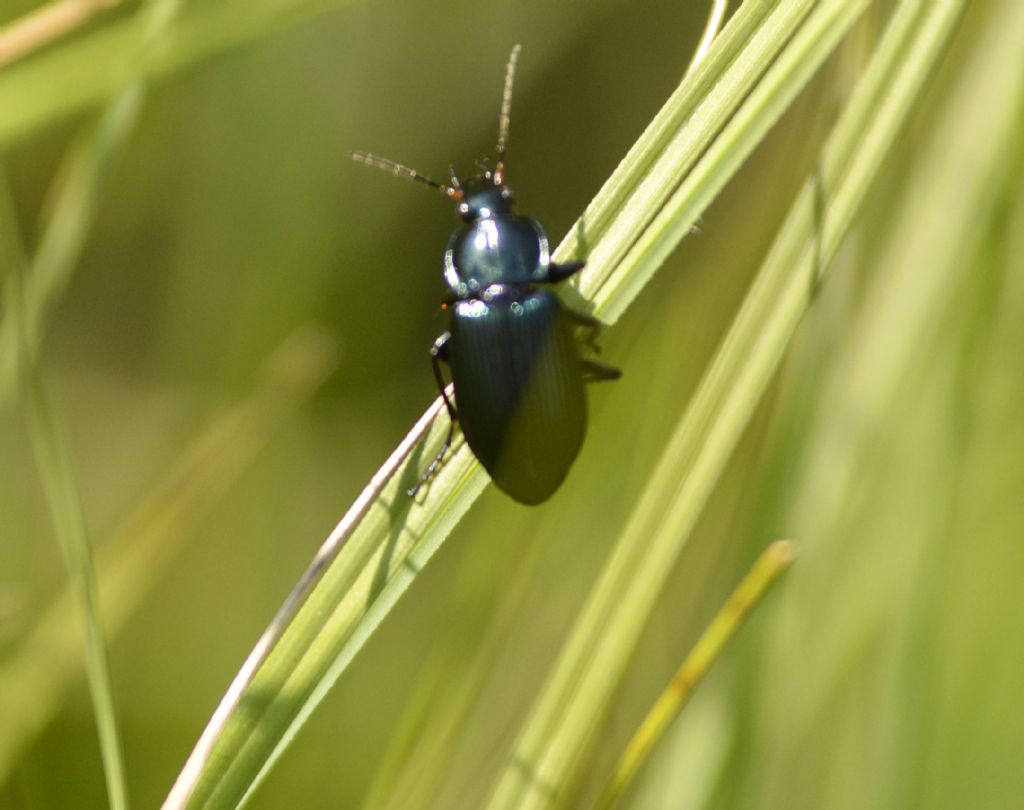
left=409, top=332, right=459, bottom=498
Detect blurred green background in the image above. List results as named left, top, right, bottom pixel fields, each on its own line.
left=2, top=0, right=1023, bottom=808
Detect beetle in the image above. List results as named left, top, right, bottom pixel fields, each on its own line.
left=351, top=45, right=620, bottom=504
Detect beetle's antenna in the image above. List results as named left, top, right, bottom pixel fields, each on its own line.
left=493, top=44, right=521, bottom=186
left=349, top=151, right=461, bottom=198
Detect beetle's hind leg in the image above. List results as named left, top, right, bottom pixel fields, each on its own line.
left=409, top=332, right=459, bottom=499
left=581, top=358, right=621, bottom=383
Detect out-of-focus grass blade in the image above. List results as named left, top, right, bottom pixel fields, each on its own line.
left=0, top=0, right=360, bottom=149
left=2, top=169, right=128, bottom=807
left=0, top=327, right=337, bottom=787
left=23, top=374, right=130, bottom=810
left=483, top=2, right=965, bottom=808
left=0, top=90, right=141, bottom=402
left=0, top=0, right=125, bottom=68
left=596, top=541, right=797, bottom=810
left=0, top=170, right=25, bottom=387
left=753, top=1, right=1024, bottom=792
left=0, top=0, right=185, bottom=785
left=0, top=0, right=185, bottom=404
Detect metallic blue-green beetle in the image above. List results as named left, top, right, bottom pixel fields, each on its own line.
left=351, top=46, right=620, bottom=504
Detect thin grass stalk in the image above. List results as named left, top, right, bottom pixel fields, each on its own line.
left=597, top=540, right=797, bottom=810
left=0, top=0, right=184, bottom=402
left=0, top=328, right=335, bottom=784
left=1, top=174, right=129, bottom=808
left=0, top=0, right=189, bottom=800
left=22, top=375, right=130, bottom=810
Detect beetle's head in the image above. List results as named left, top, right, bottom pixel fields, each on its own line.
left=453, top=172, right=516, bottom=222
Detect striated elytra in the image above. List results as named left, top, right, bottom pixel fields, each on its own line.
left=351, top=45, right=620, bottom=504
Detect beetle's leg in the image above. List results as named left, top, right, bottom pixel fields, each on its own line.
left=409, top=332, right=458, bottom=498
left=565, top=307, right=609, bottom=354
left=545, top=261, right=586, bottom=282
left=568, top=309, right=620, bottom=381
left=566, top=307, right=603, bottom=328
left=430, top=333, right=457, bottom=422
left=581, top=358, right=622, bottom=383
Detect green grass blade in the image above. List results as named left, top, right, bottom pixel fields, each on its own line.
left=161, top=406, right=488, bottom=809
left=593, top=0, right=874, bottom=322
left=559, top=0, right=817, bottom=307
left=483, top=2, right=965, bottom=808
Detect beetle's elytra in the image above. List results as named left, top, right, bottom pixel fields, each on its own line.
left=351, top=45, right=620, bottom=504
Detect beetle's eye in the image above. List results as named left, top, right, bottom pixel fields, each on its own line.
left=501, top=188, right=514, bottom=200
left=457, top=202, right=472, bottom=220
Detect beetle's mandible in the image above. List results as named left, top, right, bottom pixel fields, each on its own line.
left=351, top=45, right=620, bottom=504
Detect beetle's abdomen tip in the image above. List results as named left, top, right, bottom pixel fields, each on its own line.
left=490, top=466, right=572, bottom=505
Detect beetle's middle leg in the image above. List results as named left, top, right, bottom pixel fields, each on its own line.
left=564, top=307, right=621, bottom=382
left=409, top=332, right=459, bottom=498
left=565, top=307, right=611, bottom=355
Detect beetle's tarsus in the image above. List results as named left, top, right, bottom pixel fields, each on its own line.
left=408, top=423, right=451, bottom=498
